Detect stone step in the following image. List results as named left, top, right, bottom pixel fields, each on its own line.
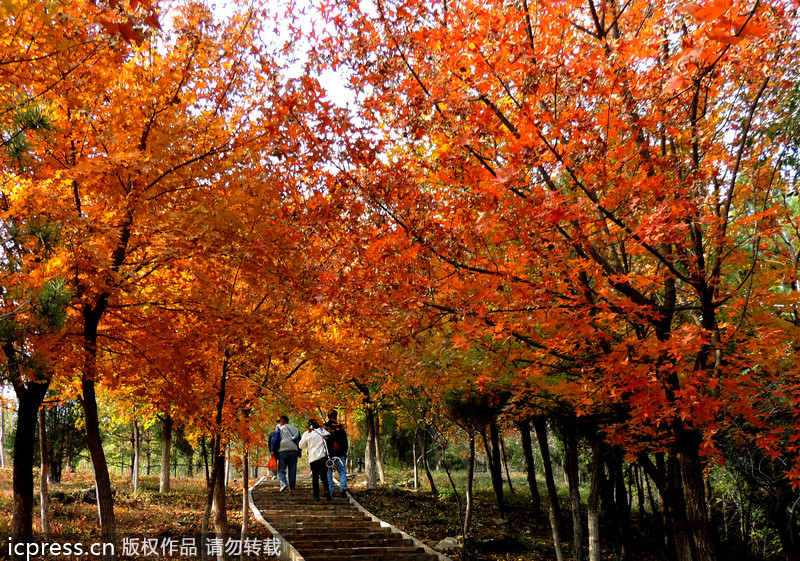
left=263, top=518, right=375, bottom=528
left=251, top=475, right=444, bottom=561
left=301, top=552, right=438, bottom=561
left=288, top=537, right=412, bottom=549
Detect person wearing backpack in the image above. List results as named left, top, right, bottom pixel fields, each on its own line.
left=324, top=409, right=349, bottom=497
left=276, top=415, right=301, bottom=491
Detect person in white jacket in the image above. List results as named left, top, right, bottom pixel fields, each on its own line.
left=299, top=419, right=332, bottom=501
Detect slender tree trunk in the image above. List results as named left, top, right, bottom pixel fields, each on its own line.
left=565, top=422, right=584, bottom=561
left=82, top=374, right=116, bottom=560
left=39, top=407, right=51, bottom=538
left=203, top=356, right=229, bottom=561
left=534, top=417, right=564, bottom=561
left=241, top=451, right=250, bottom=561
left=374, top=411, right=386, bottom=484
left=611, top=449, right=631, bottom=561
left=635, top=465, right=646, bottom=515
left=464, top=428, right=475, bottom=538
left=1, top=399, right=6, bottom=469
left=201, top=435, right=210, bottom=485
left=81, top=306, right=117, bottom=560
left=412, top=432, right=419, bottom=490
left=201, top=434, right=220, bottom=561
left=364, top=404, right=378, bottom=489
left=160, top=413, right=173, bottom=493
left=145, top=431, right=151, bottom=476
left=519, top=419, right=542, bottom=516
left=131, top=418, right=140, bottom=494
left=588, top=438, right=602, bottom=561
left=500, top=434, right=515, bottom=494
left=607, top=450, right=631, bottom=561
left=225, top=447, right=231, bottom=487
left=487, top=420, right=505, bottom=512
left=644, top=466, right=661, bottom=526
left=214, top=441, right=228, bottom=561
left=421, top=427, right=438, bottom=496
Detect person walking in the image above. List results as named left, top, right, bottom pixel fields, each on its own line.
left=267, top=424, right=280, bottom=480
left=299, top=419, right=332, bottom=502
left=324, top=409, right=349, bottom=497
left=276, top=415, right=301, bottom=491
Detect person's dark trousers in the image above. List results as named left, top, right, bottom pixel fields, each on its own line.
left=310, top=457, right=332, bottom=501
left=278, top=450, right=300, bottom=490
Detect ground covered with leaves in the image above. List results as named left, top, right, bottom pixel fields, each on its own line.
left=352, top=483, right=669, bottom=561
left=0, top=468, right=277, bottom=559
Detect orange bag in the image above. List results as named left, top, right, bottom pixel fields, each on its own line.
left=266, top=454, right=278, bottom=471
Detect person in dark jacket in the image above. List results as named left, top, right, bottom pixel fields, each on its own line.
left=267, top=426, right=279, bottom=480
left=324, top=409, right=349, bottom=497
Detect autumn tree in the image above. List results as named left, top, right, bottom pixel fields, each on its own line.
left=308, top=0, right=800, bottom=560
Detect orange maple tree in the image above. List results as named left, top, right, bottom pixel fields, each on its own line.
left=305, top=0, right=800, bottom=559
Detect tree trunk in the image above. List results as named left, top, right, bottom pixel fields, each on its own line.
left=500, top=434, right=515, bottom=494
left=202, top=435, right=210, bottom=485
left=635, top=465, right=646, bottom=515
left=679, top=430, right=717, bottom=561
left=160, top=413, right=173, bottom=493
left=611, top=449, right=631, bottom=561
left=7, top=342, right=50, bottom=551
left=39, top=407, right=51, bottom=539
left=201, top=434, right=220, bottom=561
left=519, top=419, right=542, bottom=516
left=364, top=404, right=378, bottom=489
left=639, top=452, right=694, bottom=561
left=564, top=422, right=584, bottom=561
left=534, top=417, right=564, bottom=561
left=1, top=400, right=6, bottom=469
left=82, top=375, right=117, bottom=560
left=421, top=427, right=438, bottom=496
left=241, top=451, right=250, bottom=561
left=464, top=428, right=476, bottom=538
left=588, top=438, right=602, bottom=561
left=412, top=433, right=419, bottom=490
left=487, top=420, right=505, bottom=512
left=11, top=384, right=47, bottom=551
left=225, top=447, right=231, bottom=487
left=131, top=418, right=140, bottom=494
left=374, top=411, right=386, bottom=484
left=145, top=430, right=151, bottom=476
left=214, top=441, right=229, bottom=561
left=203, top=356, right=229, bottom=561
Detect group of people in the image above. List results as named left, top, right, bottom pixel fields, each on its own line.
left=267, top=409, right=349, bottom=502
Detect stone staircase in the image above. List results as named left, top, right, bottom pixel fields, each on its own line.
left=250, top=475, right=447, bottom=561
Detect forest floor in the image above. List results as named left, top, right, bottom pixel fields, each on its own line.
left=0, top=468, right=276, bottom=559
left=349, top=469, right=669, bottom=561
left=0, top=466, right=670, bottom=561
